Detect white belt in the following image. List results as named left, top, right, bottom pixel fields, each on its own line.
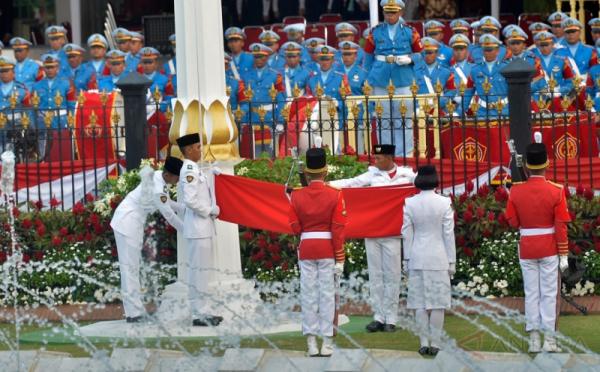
left=477, top=97, right=508, bottom=109
left=375, top=54, right=408, bottom=63
left=520, top=227, right=555, bottom=236
left=300, top=232, right=332, bottom=240
left=253, top=104, right=273, bottom=112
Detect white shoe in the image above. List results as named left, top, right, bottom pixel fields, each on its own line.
left=307, top=335, right=319, bottom=357
left=542, top=335, right=562, bottom=353
left=321, top=336, right=334, bottom=357
left=528, top=331, right=541, bottom=353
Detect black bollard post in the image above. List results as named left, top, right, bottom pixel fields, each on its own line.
left=500, top=59, right=536, bottom=183
left=116, top=73, right=152, bottom=171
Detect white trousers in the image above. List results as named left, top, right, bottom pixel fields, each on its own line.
left=115, top=231, right=144, bottom=318
left=520, top=255, right=560, bottom=332
left=366, top=237, right=402, bottom=324
left=299, top=259, right=335, bottom=337
left=185, top=238, right=214, bottom=318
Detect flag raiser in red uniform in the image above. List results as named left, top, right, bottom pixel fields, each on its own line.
left=214, top=174, right=416, bottom=239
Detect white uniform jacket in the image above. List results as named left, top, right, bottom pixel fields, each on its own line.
left=329, top=165, right=416, bottom=188
left=402, top=190, right=456, bottom=271
left=110, top=170, right=184, bottom=241
left=178, top=159, right=215, bottom=239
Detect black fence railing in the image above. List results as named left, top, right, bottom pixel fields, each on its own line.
left=231, top=88, right=599, bottom=195
left=3, top=68, right=599, bottom=209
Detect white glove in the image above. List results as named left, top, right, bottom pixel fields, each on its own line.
left=559, top=255, right=569, bottom=272
left=395, top=55, right=412, bottom=66
left=210, top=205, right=220, bottom=218
left=310, top=121, right=319, bottom=131
left=275, top=124, right=285, bottom=133
left=449, top=263, right=456, bottom=277
left=402, top=260, right=409, bottom=273
left=334, top=262, right=344, bottom=276
left=211, top=167, right=222, bottom=176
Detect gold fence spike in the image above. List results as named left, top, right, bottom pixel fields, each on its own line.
left=43, top=111, right=54, bottom=128
left=54, top=90, right=64, bottom=107
left=387, top=79, right=395, bottom=97
left=31, top=91, right=40, bottom=108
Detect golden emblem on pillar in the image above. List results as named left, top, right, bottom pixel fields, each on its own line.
left=453, top=137, right=487, bottom=161
left=554, top=132, right=578, bottom=160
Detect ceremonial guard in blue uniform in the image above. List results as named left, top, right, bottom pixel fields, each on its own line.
left=62, top=43, right=97, bottom=93
left=307, top=46, right=350, bottom=110
left=84, top=34, right=109, bottom=76
left=465, top=34, right=509, bottom=117
left=304, top=37, right=327, bottom=72
left=336, top=41, right=368, bottom=153
left=448, top=34, right=474, bottom=112
left=555, top=18, right=597, bottom=80
left=450, top=19, right=470, bottom=36
left=97, top=50, right=129, bottom=92
left=363, top=0, right=423, bottom=156
left=259, top=31, right=285, bottom=71
left=0, top=56, right=31, bottom=153
left=163, top=34, right=177, bottom=77
left=589, top=18, right=600, bottom=44
left=585, top=38, right=600, bottom=111
left=504, top=27, right=547, bottom=97
left=281, top=24, right=311, bottom=65
left=532, top=32, right=575, bottom=98
left=529, top=22, right=551, bottom=38
left=33, top=54, right=76, bottom=120
left=128, top=31, right=144, bottom=73
left=413, top=38, right=456, bottom=112
left=240, top=43, right=285, bottom=156
left=448, top=34, right=474, bottom=110
left=424, top=21, right=453, bottom=67
left=225, top=54, right=245, bottom=111
left=334, top=23, right=366, bottom=67
left=9, top=37, right=43, bottom=90
left=163, top=34, right=177, bottom=95
left=548, top=11, right=568, bottom=43
left=0, top=57, right=30, bottom=110
left=279, top=42, right=311, bottom=98
left=306, top=45, right=351, bottom=153
left=225, top=27, right=254, bottom=80
left=470, top=16, right=508, bottom=63
left=139, top=47, right=174, bottom=112
left=45, top=25, right=70, bottom=77
left=112, top=28, right=137, bottom=74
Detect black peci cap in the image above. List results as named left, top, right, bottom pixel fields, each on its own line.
left=414, top=165, right=439, bottom=190
left=163, top=156, right=183, bottom=175
left=525, top=143, right=549, bottom=169
left=176, top=133, right=200, bottom=148
left=305, top=148, right=327, bottom=173
left=373, top=144, right=395, bottom=155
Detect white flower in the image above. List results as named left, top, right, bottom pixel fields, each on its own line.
left=237, top=166, right=249, bottom=176
left=473, top=276, right=483, bottom=284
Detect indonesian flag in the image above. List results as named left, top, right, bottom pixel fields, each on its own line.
left=1, top=160, right=118, bottom=210
left=278, top=96, right=319, bottom=157
left=215, top=174, right=417, bottom=238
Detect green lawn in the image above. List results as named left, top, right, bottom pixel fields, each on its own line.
left=0, top=315, right=598, bottom=357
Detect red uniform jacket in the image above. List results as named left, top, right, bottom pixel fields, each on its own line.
left=288, top=181, right=346, bottom=262
left=505, top=176, right=571, bottom=259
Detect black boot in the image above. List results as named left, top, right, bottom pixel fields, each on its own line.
left=193, top=315, right=224, bottom=327
left=418, top=346, right=430, bottom=356
left=365, top=320, right=384, bottom=333
left=126, top=316, right=143, bottom=323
